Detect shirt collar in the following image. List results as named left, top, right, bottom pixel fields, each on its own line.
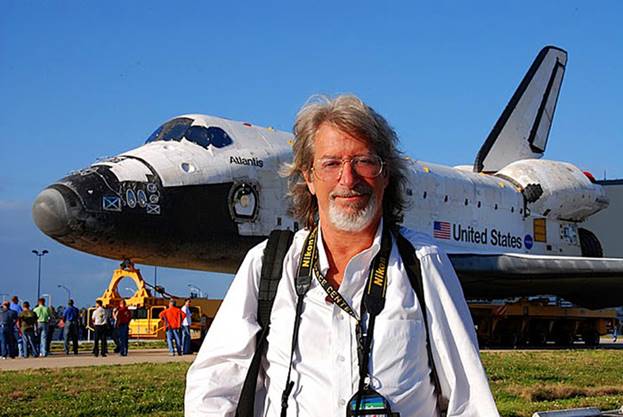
left=315, top=218, right=384, bottom=279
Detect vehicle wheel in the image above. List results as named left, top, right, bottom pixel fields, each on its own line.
left=500, top=331, right=519, bottom=348
left=553, top=328, right=575, bottom=346
left=528, top=321, right=549, bottom=347
left=552, top=321, right=574, bottom=346
left=579, top=228, right=603, bottom=258
left=476, top=334, right=487, bottom=348
left=191, top=338, right=203, bottom=353
left=529, top=330, right=547, bottom=347
left=583, top=330, right=600, bottom=347
left=555, top=333, right=573, bottom=346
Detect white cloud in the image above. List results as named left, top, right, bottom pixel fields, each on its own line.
left=0, top=199, right=29, bottom=210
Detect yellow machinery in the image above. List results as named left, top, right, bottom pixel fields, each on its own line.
left=88, top=262, right=222, bottom=351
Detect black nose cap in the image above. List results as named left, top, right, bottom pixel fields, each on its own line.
left=32, top=188, right=71, bottom=237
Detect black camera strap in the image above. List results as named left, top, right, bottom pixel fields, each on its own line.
left=355, top=227, right=392, bottom=412
left=279, top=227, right=317, bottom=417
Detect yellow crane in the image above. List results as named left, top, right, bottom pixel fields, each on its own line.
left=89, top=261, right=221, bottom=351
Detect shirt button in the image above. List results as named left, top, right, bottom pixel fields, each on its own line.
left=337, top=313, right=344, bottom=320
left=337, top=355, right=345, bottom=362
left=338, top=399, right=346, bottom=407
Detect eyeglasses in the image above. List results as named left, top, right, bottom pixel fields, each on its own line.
left=312, top=155, right=384, bottom=181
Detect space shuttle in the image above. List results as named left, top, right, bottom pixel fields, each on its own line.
left=32, top=46, right=623, bottom=309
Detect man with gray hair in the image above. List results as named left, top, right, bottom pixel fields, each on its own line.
left=186, top=95, right=499, bottom=416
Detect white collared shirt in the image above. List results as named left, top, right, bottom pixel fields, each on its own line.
left=182, top=305, right=192, bottom=326
left=185, top=223, right=500, bottom=417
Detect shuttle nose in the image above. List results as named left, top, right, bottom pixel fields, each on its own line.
left=32, top=188, right=72, bottom=237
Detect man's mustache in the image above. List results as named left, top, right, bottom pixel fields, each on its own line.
left=329, top=184, right=373, bottom=199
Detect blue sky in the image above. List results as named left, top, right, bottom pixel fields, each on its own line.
left=1, top=1, right=621, bottom=308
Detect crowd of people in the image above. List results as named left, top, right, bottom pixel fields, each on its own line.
left=0, top=296, right=111, bottom=358
left=0, top=295, right=195, bottom=360
left=0, top=295, right=95, bottom=359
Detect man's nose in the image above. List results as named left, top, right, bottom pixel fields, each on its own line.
left=338, top=160, right=359, bottom=185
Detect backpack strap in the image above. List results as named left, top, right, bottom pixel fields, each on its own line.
left=236, top=229, right=294, bottom=417
left=393, top=230, right=446, bottom=415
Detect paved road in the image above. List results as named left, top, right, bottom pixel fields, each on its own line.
left=2, top=337, right=620, bottom=372
left=0, top=349, right=195, bottom=371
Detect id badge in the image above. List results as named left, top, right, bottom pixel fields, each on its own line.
left=346, top=387, right=399, bottom=417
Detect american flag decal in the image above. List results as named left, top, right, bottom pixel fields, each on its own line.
left=433, top=221, right=451, bottom=240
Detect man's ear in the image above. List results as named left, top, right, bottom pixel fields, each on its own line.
left=381, top=169, right=389, bottom=190
left=303, top=169, right=316, bottom=195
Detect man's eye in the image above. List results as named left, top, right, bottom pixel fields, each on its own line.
left=356, top=157, right=377, bottom=166
left=322, top=160, right=341, bottom=169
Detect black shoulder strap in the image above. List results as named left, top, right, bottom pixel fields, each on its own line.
left=236, top=229, right=294, bottom=417
left=258, top=230, right=295, bottom=328
left=394, top=230, right=446, bottom=414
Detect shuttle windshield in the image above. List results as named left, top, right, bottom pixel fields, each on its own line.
left=146, top=118, right=193, bottom=143
left=146, top=118, right=233, bottom=149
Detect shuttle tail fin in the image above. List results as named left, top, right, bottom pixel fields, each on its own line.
left=474, top=46, right=568, bottom=173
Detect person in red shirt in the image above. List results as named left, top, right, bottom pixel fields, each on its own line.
left=113, top=299, right=133, bottom=356
left=159, top=300, right=186, bottom=356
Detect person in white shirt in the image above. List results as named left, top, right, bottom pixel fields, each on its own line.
left=91, top=300, right=108, bottom=357
left=185, top=95, right=500, bottom=417
left=181, top=298, right=192, bottom=355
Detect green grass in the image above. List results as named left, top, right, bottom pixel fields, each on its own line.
left=0, top=362, right=188, bottom=417
left=481, top=350, right=623, bottom=416
left=1, top=350, right=622, bottom=416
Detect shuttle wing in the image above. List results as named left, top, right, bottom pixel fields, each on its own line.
left=450, top=253, right=623, bottom=309
left=474, top=46, right=568, bottom=173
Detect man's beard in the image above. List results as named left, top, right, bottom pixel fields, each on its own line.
left=328, top=184, right=378, bottom=232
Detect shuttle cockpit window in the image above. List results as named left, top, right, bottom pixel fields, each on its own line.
left=146, top=117, right=194, bottom=143
left=146, top=118, right=233, bottom=149
left=185, top=126, right=233, bottom=149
